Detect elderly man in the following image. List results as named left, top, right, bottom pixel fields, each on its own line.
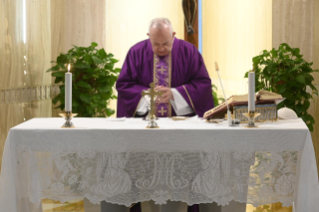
left=101, top=18, right=214, bottom=212
left=116, top=18, right=214, bottom=118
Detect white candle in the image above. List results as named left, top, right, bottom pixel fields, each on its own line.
left=65, top=64, right=72, bottom=111
left=248, top=71, right=255, bottom=111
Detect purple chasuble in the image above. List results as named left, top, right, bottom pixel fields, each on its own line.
left=116, top=37, right=214, bottom=118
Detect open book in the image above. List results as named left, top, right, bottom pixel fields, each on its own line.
left=203, top=90, right=284, bottom=119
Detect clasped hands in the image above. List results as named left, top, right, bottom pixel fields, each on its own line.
left=154, top=86, right=174, bottom=103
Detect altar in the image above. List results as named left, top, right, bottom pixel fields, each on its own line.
left=0, top=117, right=318, bottom=212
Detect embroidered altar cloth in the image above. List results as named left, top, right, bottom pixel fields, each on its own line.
left=0, top=118, right=318, bottom=212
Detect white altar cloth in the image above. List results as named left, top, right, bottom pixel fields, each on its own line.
left=0, top=117, right=318, bottom=212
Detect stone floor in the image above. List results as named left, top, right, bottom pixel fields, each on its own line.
left=41, top=199, right=292, bottom=212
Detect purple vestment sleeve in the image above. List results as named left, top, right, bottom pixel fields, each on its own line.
left=175, top=45, right=214, bottom=117
left=116, top=49, right=148, bottom=117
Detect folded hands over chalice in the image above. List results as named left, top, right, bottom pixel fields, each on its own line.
left=154, top=86, right=174, bottom=103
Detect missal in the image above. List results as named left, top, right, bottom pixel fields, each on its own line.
left=204, top=90, right=284, bottom=119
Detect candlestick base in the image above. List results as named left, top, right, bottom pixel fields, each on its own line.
left=59, top=111, right=78, bottom=128
left=243, top=111, right=260, bottom=128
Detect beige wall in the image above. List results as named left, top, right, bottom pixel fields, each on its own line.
left=273, top=0, right=319, bottom=178
left=0, top=0, right=52, bottom=171
left=202, top=0, right=272, bottom=98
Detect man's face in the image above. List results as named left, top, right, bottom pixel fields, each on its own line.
left=148, top=28, right=175, bottom=57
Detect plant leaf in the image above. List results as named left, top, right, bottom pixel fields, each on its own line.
left=74, top=62, right=89, bottom=69
left=303, top=100, right=310, bottom=110
left=84, top=55, right=93, bottom=65
left=52, top=95, right=61, bottom=105
left=276, top=85, right=286, bottom=93
left=99, top=86, right=111, bottom=93
left=105, top=108, right=115, bottom=117
left=295, top=74, right=305, bottom=84
left=114, top=68, right=121, bottom=73
left=52, top=72, right=64, bottom=77
left=54, top=77, right=63, bottom=84
left=98, top=49, right=107, bottom=59
left=92, top=56, right=103, bottom=64
left=77, top=81, right=92, bottom=89
left=110, top=58, right=119, bottom=63
left=72, top=100, right=79, bottom=107
left=79, top=93, right=91, bottom=103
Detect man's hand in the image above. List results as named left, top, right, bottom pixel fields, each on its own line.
left=155, top=86, right=174, bottom=103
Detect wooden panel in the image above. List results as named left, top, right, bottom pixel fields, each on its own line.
left=273, top=0, right=313, bottom=62
left=26, top=0, right=52, bottom=87
left=273, top=0, right=319, bottom=181
left=64, top=0, right=106, bottom=51
left=313, top=0, right=319, bottom=84
left=0, top=0, right=25, bottom=90
left=31, top=100, right=53, bottom=118
left=314, top=0, right=319, bottom=80
left=50, top=0, right=65, bottom=117
left=203, top=0, right=272, bottom=97
left=312, top=0, right=319, bottom=179
left=184, top=0, right=198, bottom=49
left=0, top=0, right=26, bottom=171
left=26, top=0, right=52, bottom=121
left=50, top=0, right=65, bottom=70
left=309, top=83, right=319, bottom=180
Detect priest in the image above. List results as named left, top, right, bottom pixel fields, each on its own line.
left=102, top=18, right=215, bottom=212
left=116, top=18, right=214, bottom=118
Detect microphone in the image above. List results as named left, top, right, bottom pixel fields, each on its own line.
left=214, top=62, right=239, bottom=126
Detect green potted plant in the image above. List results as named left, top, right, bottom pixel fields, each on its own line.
left=47, top=42, right=120, bottom=117
left=245, top=43, right=318, bottom=131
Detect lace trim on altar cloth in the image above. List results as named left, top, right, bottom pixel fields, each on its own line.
left=18, top=149, right=302, bottom=207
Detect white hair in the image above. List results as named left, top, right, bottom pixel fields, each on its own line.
left=149, top=18, right=174, bottom=35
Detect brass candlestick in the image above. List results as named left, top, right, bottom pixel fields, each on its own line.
left=243, top=111, right=260, bottom=128
left=59, top=111, right=77, bottom=128
left=142, top=82, right=162, bottom=128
